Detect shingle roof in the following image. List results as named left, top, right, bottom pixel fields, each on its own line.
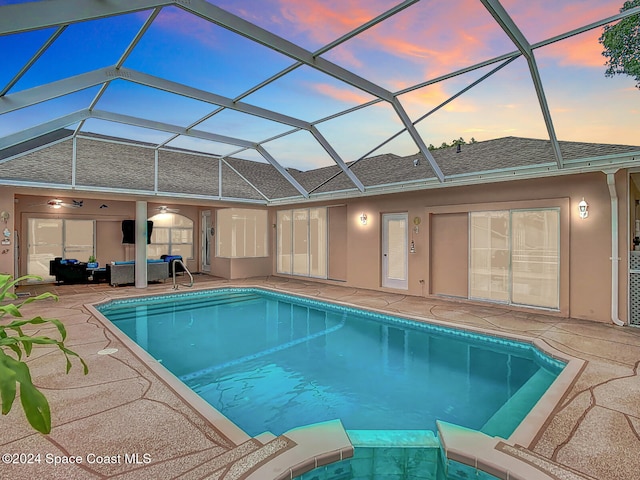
left=1, top=132, right=639, bottom=202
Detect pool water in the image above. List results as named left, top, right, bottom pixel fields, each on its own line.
left=99, top=288, right=564, bottom=438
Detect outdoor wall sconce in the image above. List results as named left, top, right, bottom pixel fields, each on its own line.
left=360, top=213, right=368, bottom=225
left=578, top=198, right=589, bottom=219
left=410, top=240, right=416, bottom=254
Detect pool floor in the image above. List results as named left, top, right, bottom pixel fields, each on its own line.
left=99, top=288, right=563, bottom=439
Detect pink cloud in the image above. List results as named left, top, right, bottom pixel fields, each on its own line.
left=536, top=29, right=606, bottom=69
left=152, top=7, right=223, bottom=50
left=277, top=0, right=394, bottom=46
left=311, top=82, right=376, bottom=105
left=503, top=0, right=618, bottom=68
left=399, top=82, right=478, bottom=117
left=318, top=0, right=516, bottom=80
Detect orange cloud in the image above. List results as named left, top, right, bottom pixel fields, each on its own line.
left=399, top=82, right=477, bottom=117
left=311, top=83, right=375, bottom=105
left=536, top=30, right=606, bottom=68
left=277, top=0, right=392, bottom=46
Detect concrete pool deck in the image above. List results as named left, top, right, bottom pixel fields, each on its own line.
left=4, top=275, right=640, bottom=479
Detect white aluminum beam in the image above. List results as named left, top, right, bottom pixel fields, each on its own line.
left=0, top=109, right=88, bottom=150
left=122, top=68, right=312, bottom=130
left=0, top=69, right=114, bottom=115
left=1, top=26, right=67, bottom=97
left=0, top=0, right=171, bottom=35
left=179, top=1, right=447, bottom=180
left=255, top=145, right=309, bottom=198
left=480, top=0, right=563, bottom=168
left=0, top=66, right=315, bottom=133
left=221, top=159, right=270, bottom=201
left=181, top=0, right=393, bottom=102
left=391, top=98, right=445, bottom=182
left=90, top=110, right=256, bottom=148
left=309, top=126, right=365, bottom=192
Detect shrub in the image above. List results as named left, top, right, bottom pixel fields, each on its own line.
left=0, top=274, right=87, bottom=434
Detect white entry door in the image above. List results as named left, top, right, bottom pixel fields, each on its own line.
left=382, top=213, right=408, bottom=289
left=201, top=210, right=212, bottom=272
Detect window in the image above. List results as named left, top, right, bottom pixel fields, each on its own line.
left=27, top=218, right=95, bottom=280
left=216, top=208, right=268, bottom=258
left=469, top=209, right=559, bottom=309
left=148, top=213, right=194, bottom=259
left=277, top=207, right=326, bottom=278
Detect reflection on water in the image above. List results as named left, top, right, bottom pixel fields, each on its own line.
left=101, top=290, right=562, bottom=437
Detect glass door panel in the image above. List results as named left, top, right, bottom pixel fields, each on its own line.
left=382, top=213, right=408, bottom=289
left=27, top=219, right=62, bottom=280
left=511, top=209, right=559, bottom=308
left=469, top=211, right=509, bottom=302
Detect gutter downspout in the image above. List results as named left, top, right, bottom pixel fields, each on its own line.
left=606, top=171, right=626, bottom=326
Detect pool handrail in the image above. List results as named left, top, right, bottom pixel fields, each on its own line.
left=172, top=259, right=194, bottom=289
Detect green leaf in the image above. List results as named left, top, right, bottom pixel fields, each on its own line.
left=0, top=335, right=59, bottom=346
left=0, top=304, right=22, bottom=318
left=43, top=318, right=67, bottom=341
left=0, top=274, right=41, bottom=300
left=20, top=382, right=51, bottom=434
left=0, top=351, right=18, bottom=415
left=0, top=353, right=51, bottom=433
left=0, top=275, right=87, bottom=434
left=59, top=346, right=89, bottom=375
left=5, top=343, right=23, bottom=360
left=17, top=292, right=59, bottom=308
left=4, top=316, right=48, bottom=328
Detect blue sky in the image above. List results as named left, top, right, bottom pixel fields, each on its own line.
left=0, top=0, right=637, bottom=170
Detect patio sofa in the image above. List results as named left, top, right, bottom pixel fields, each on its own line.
left=107, top=260, right=169, bottom=286
left=50, top=257, right=89, bottom=284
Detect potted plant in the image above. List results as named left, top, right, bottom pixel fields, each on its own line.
left=0, top=274, right=87, bottom=433
left=87, top=255, right=98, bottom=268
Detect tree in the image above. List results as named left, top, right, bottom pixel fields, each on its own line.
left=0, top=274, right=87, bottom=433
left=599, top=0, right=640, bottom=88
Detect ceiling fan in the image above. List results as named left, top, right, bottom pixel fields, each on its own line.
left=155, top=205, right=179, bottom=214
left=30, top=199, right=84, bottom=209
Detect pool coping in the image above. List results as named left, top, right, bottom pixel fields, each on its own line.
left=87, top=283, right=586, bottom=479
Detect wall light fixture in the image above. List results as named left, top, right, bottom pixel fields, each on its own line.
left=359, top=213, right=368, bottom=225
left=578, top=198, right=589, bottom=219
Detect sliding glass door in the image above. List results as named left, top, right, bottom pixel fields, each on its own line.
left=469, top=209, right=559, bottom=309
left=277, top=207, right=327, bottom=278
left=27, top=219, right=95, bottom=280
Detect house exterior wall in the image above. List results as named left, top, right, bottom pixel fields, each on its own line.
left=0, top=167, right=631, bottom=324
left=0, top=189, right=15, bottom=277
left=430, top=213, right=468, bottom=298
left=11, top=194, right=201, bottom=277
left=272, top=171, right=629, bottom=324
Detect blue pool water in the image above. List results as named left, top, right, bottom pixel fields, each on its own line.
left=98, top=288, right=564, bottom=438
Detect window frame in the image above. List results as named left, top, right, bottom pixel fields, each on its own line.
left=148, top=213, right=194, bottom=260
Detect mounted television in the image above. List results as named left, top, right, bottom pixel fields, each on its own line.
left=122, top=220, right=153, bottom=244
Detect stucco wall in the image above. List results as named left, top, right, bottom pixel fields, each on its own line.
left=0, top=167, right=632, bottom=323
left=0, top=189, right=15, bottom=277
left=271, top=171, right=629, bottom=323
left=11, top=194, right=201, bottom=277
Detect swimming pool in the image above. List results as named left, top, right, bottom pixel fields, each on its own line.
left=98, top=287, right=565, bottom=441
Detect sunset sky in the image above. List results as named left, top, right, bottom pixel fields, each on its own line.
left=0, top=0, right=637, bottom=170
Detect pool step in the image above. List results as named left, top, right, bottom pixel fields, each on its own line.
left=481, top=368, right=556, bottom=438
left=102, top=292, right=263, bottom=321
